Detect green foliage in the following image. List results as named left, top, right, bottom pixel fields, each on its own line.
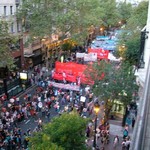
left=30, top=111, right=88, bottom=150
left=115, top=32, right=141, bottom=66
left=61, top=42, right=72, bottom=52
left=30, top=132, right=64, bottom=150
left=124, top=36, right=141, bottom=66
left=98, top=0, right=120, bottom=28
left=126, top=1, right=148, bottom=31
left=17, top=0, right=101, bottom=42
left=85, top=61, right=138, bottom=106
left=117, top=2, right=133, bottom=23
left=115, top=1, right=148, bottom=66
left=0, top=20, right=15, bottom=70
left=17, top=0, right=122, bottom=43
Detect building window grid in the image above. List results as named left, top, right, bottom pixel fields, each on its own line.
left=11, top=23, right=14, bottom=33
left=17, top=21, right=20, bottom=32
left=4, top=6, right=7, bottom=16
left=10, top=6, right=13, bottom=15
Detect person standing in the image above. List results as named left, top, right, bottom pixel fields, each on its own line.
left=123, top=128, right=128, bottom=139
left=62, top=72, right=66, bottom=83
left=125, top=137, right=131, bottom=150
left=113, top=135, right=119, bottom=148
left=132, top=118, right=136, bottom=128
left=122, top=139, right=126, bottom=150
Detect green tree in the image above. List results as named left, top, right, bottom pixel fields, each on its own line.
left=98, top=0, right=120, bottom=29
left=126, top=1, right=148, bottom=31
left=117, top=1, right=133, bottom=24
left=17, top=0, right=102, bottom=43
left=84, top=61, right=138, bottom=122
left=115, top=1, right=148, bottom=66
left=30, top=132, right=64, bottom=150
left=124, top=36, right=141, bottom=66
left=30, top=111, right=89, bottom=150
left=18, top=0, right=127, bottom=44
left=0, top=20, right=15, bottom=70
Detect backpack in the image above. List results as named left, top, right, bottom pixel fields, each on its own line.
left=123, top=129, right=128, bottom=137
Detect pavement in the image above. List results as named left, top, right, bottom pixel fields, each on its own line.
left=87, top=120, right=133, bottom=150
left=85, top=104, right=133, bottom=150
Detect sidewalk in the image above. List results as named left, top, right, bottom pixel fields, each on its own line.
left=87, top=121, right=133, bottom=150
left=86, top=114, right=133, bottom=150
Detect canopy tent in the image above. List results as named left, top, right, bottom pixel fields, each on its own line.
left=108, top=53, right=121, bottom=62
left=88, top=48, right=109, bottom=60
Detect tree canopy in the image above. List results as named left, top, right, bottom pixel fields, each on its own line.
left=117, top=1, right=133, bottom=24
left=98, top=0, right=120, bottom=28
left=126, top=1, right=148, bottom=31
left=115, top=1, right=148, bottom=66
left=17, top=0, right=122, bottom=44
left=30, top=111, right=89, bottom=150
left=85, top=61, right=138, bottom=106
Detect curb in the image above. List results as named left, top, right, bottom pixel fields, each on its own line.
left=16, top=84, right=37, bottom=98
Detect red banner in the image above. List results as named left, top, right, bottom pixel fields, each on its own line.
left=88, top=48, right=109, bottom=59
left=54, top=61, right=104, bottom=85
left=52, top=72, right=64, bottom=81
left=66, top=74, right=76, bottom=82
left=55, top=61, right=86, bottom=77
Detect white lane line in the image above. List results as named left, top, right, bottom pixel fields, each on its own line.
left=25, top=120, right=30, bottom=124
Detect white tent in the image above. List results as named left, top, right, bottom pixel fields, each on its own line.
left=108, top=53, right=121, bottom=62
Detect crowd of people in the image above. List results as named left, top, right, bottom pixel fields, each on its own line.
left=0, top=54, right=137, bottom=150
left=0, top=64, right=94, bottom=149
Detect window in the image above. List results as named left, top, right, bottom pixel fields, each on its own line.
left=10, top=6, right=13, bottom=15
left=16, top=4, right=19, bottom=11
left=4, top=6, right=6, bottom=16
left=11, top=23, right=14, bottom=33
left=17, top=21, right=20, bottom=32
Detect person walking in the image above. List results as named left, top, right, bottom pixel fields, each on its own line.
left=132, top=117, right=136, bottom=128
left=122, top=139, right=126, bottom=150
left=113, top=135, right=119, bottom=148
left=123, top=128, right=128, bottom=139
left=125, top=137, right=131, bottom=150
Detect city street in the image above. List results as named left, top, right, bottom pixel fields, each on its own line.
left=14, top=84, right=133, bottom=150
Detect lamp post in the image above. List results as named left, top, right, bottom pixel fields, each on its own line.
left=93, top=102, right=100, bottom=149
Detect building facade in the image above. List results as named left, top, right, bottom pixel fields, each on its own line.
left=0, top=0, right=24, bottom=69
left=0, top=0, right=22, bottom=33
left=0, top=0, right=25, bottom=98
left=131, top=0, right=150, bottom=149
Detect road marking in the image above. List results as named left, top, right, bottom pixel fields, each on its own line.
left=33, top=127, right=36, bottom=132
left=25, top=120, right=30, bottom=124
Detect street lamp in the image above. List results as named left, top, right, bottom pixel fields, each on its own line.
left=93, top=102, right=100, bottom=149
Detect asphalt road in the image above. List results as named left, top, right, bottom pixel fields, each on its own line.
left=14, top=84, right=132, bottom=150
left=15, top=85, right=79, bottom=136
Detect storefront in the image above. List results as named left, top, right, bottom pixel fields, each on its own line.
left=111, top=100, right=125, bottom=119
left=32, top=54, right=43, bottom=66
left=24, top=49, right=43, bottom=69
